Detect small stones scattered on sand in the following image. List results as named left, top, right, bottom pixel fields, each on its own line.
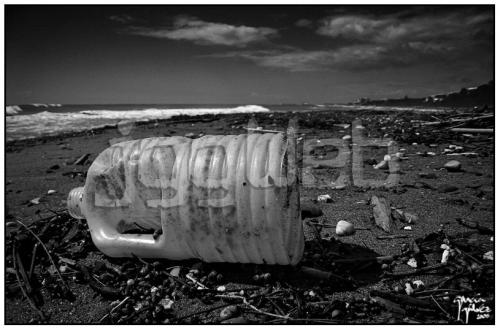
left=444, top=160, right=462, bottom=172
left=336, top=220, right=355, bottom=236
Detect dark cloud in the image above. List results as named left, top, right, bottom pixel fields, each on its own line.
left=205, top=7, right=493, bottom=72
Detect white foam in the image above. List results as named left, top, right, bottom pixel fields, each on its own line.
left=6, top=105, right=270, bottom=141
left=6, top=105, right=22, bottom=115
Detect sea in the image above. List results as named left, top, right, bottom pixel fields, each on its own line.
left=6, top=103, right=443, bottom=142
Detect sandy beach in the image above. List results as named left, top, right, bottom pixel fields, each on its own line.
left=5, top=109, right=494, bottom=324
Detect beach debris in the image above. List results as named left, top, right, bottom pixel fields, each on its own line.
left=370, top=196, right=392, bottom=232
left=373, top=155, right=391, bottom=170
left=220, top=305, right=239, bottom=321
left=160, top=298, right=174, bottom=310
left=377, top=234, right=409, bottom=240
left=391, top=208, right=418, bottom=224
left=47, top=190, right=56, bottom=195
left=29, top=197, right=41, bottom=205
left=73, top=153, right=91, bottom=166
left=317, top=194, right=333, bottom=203
left=169, top=266, right=181, bottom=277
left=335, top=220, right=355, bottom=236
left=483, top=251, right=493, bottom=261
left=407, top=258, right=418, bottom=268
left=404, top=283, right=414, bottom=295
left=443, top=160, right=462, bottom=172
left=455, top=218, right=494, bottom=235
left=441, top=249, right=450, bottom=263
left=412, top=280, right=425, bottom=290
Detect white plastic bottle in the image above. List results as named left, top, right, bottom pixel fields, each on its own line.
left=67, top=132, right=304, bottom=265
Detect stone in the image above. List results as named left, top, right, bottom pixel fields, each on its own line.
left=444, top=160, right=462, bottom=172
left=336, top=220, right=355, bottom=236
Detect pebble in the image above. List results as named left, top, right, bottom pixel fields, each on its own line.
left=418, top=172, right=437, bottom=179
left=336, top=220, right=355, bottom=236
left=407, top=258, right=418, bottom=268
left=437, top=184, right=459, bottom=193
left=47, top=190, right=57, bottom=195
left=441, top=249, right=450, bottom=263
left=317, top=194, right=333, bottom=203
left=220, top=305, right=238, bottom=321
left=412, top=280, right=425, bottom=289
left=331, top=309, right=341, bottom=318
left=405, top=283, right=414, bottom=295
left=444, top=160, right=462, bottom=172
left=483, top=251, right=493, bottom=261
left=160, top=298, right=174, bottom=310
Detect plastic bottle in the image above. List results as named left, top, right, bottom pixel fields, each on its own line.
left=67, top=132, right=304, bottom=265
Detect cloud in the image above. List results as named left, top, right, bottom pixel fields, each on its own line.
left=123, top=15, right=278, bottom=47
left=295, top=18, right=313, bottom=28
left=205, top=45, right=400, bottom=72
left=109, top=14, right=136, bottom=24
left=316, top=9, right=493, bottom=46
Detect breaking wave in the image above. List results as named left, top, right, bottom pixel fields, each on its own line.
left=6, top=105, right=270, bottom=141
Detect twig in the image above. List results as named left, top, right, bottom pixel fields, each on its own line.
left=12, top=244, right=45, bottom=320
left=15, top=219, right=70, bottom=291
left=431, top=295, right=453, bottom=320
left=216, top=294, right=291, bottom=320
left=377, top=234, right=409, bottom=240
left=99, top=296, right=130, bottom=323
left=384, top=263, right=448, bottom=277
left=28, top=243, right=39, bottom=280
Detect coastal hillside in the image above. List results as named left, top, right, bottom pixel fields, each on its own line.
left=353, top=80, right=494, bottom=109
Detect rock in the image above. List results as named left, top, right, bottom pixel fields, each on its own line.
left=331, top=309, right=341, bottom=318
left=336, top=220, right=355, bottom=236
left=444, top=160, right=461, bottom=172
left=483, top=251, right=493, bottom=261
left=220, top=305, right=239, bottom=321
left=317, top=194, right=333, bottom=203
left=405, top=283, right=414, bottom=295
left=441, top=249, right=450, bottom=263
left=185, top=132, right=196, bottom=138
left=47, top=189, right=56, bottom=195
left=437, top=184, right=459, bottom=193
left=403, top=226, right=412, bottom=231
left=160, top=298, right=174, bottom=310
left=29, top=197, right=41, bottom=205
left=418, top=172, right=437, bottom=179
left=170, top=266, right=181, bottom=277
left=407, top=258, right=418, bottom=268
left=370, top=196, right=392, bottom=232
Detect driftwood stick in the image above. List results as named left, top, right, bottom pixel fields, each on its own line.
left=450, top=128, right=494, bottom=134
left=384, top=263, right=448, bottom=277
left=12, top=244, right=45, bottom=320
left=15, top=219, right=70, bottom=291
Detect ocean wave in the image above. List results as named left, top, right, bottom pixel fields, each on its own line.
left=6, top=105, right=270, bottom=141
left=6, top=105, right=23, bottom=115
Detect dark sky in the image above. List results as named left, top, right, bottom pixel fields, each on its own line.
left=6, top=5, right=494, bottom=104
